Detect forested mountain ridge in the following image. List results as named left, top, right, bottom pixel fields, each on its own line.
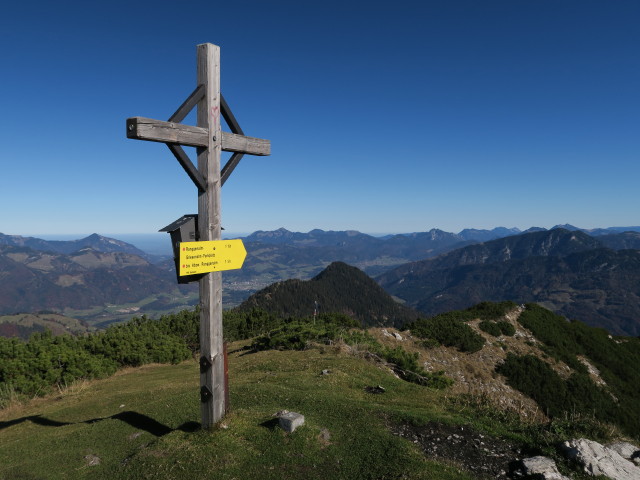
left=0, top=244, right=179, bottom=315
left=378, top=229, right=640, bottom=336
left=596, top=230, right=640, bottom=250
left=379, top=229, right=602, bottom=276
left=237, top=261, right=420, bottom=328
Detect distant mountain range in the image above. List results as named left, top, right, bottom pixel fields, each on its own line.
left=0, top=232, right=149, bottom=258
left=377, top=229, right=640, bottom=336
left=1, top=225, right=639, bottom=335
left=237, top=225, right=640, bottom=276
left=0, top=242, right=180, bottom=316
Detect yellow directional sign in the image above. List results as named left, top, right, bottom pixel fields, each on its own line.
left=178, top=239, right=247, bottom=275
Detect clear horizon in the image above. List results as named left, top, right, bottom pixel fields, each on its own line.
left=6, top=222, right=640, bottom=261
left=2, top=1, right=638, bottom=235
left=14, top=221, right=640, bottom=241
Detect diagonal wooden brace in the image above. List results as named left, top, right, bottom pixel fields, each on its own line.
left=169, top=85, right=205, bottom=123
left=220, top=94, right=244, bottom=135
left=221, top=152, right=245, bottom=186
left=167, top=144, right=207, bottom=191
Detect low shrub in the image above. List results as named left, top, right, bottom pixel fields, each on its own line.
left=479, top=320, right=502, bottom=337
left=496, top=321, right=516, bottom=336
left=407, top=315, right=485, bottom=353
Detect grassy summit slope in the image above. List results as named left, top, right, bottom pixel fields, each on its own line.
left=0, top=346, right=475, bottom=480
left=1, top=302, right=637, bottom=479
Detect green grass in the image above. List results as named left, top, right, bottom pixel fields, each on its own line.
left=0, top=344, right=473, bottom=480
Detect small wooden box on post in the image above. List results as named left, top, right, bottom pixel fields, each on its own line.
left=126, top=43, right=270, bottom=429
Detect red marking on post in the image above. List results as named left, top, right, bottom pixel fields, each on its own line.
left=210, top=106, right=220, bottom=127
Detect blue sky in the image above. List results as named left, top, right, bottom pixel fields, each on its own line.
left=1, top=0, right=638, bottom=237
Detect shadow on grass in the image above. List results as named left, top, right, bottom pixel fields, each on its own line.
left=230, top=345, right=260, bottom=357
left=0, top=411, right=201, bottom=437
left=0, top=415, right=71, bottom=429
left=259, top=417, right=280, bottom=430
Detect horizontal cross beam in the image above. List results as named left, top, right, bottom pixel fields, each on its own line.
left=126, top=117, right=270, bottom=156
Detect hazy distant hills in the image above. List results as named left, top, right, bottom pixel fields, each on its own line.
left=2, top=226, right=640, bottom=334
left=239, top=226, right=640, bottom=277
left=224, top=228, right=470, bottom=288
left=243, top=227, right=468, bottom=265
left=246, top=226, right=524, bottom=249
left=0, top=232, right=149, bottom=258
left=596, top=230, right=640, bottom=250
left=377, top=229, right=640, bottom=336
left=245, top=228, right=383, bottom=248
left=234, top=226, right=519, bottom=281
left=237, top=261, right=420, bottom=328
left=0, top=242, right=179, bottom=315
left=0, top=312, right=91, bottom=340
left=457, top=227, right=522, bottom=242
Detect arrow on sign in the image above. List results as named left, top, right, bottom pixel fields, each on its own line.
left=179, top=239, right=247, bottom=275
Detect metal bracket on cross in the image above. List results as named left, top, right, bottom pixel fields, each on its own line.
left=199, top=355, right=213, bottom=373
left=200, top=386, right=213, bottom=403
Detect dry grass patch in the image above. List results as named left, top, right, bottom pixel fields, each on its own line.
left=366, top=313, right=553, bottom=422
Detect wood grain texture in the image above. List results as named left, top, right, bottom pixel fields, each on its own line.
left=222, top=131, right=270, bottom=155
left=126, top=117, right=269, bottom=155
left=126, top=117, right=208, bottom=147
left=196, top=43, right=225, bottom=429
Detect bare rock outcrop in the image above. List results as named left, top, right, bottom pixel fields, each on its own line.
left=516, top=456, right=570, bottom=480
left=607, top=442, right=640, bottom=467
left=561, top=438, right=640, bottom=480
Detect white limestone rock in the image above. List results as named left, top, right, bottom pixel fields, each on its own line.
left=607, top=441, right=640, bottom=466
left=520, top=456, right=570, bottom=480
left=562, top=438, right=640, bottom=480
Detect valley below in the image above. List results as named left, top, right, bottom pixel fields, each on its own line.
left=2, top=225, right=640, bottom=336
left=1, top=224, right=640, bottom=478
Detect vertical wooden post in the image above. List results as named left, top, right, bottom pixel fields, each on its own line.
left=127, top=42, right=269, bottom=430
left=197, top=43, right=224, bottom=428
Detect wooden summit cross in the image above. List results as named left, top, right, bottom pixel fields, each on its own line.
left=126, top=43, right=270, bottom=429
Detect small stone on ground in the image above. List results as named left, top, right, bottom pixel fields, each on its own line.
left=277, top=411, right=305, bottom=433
left=84, top=454, right=101, bottom=466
